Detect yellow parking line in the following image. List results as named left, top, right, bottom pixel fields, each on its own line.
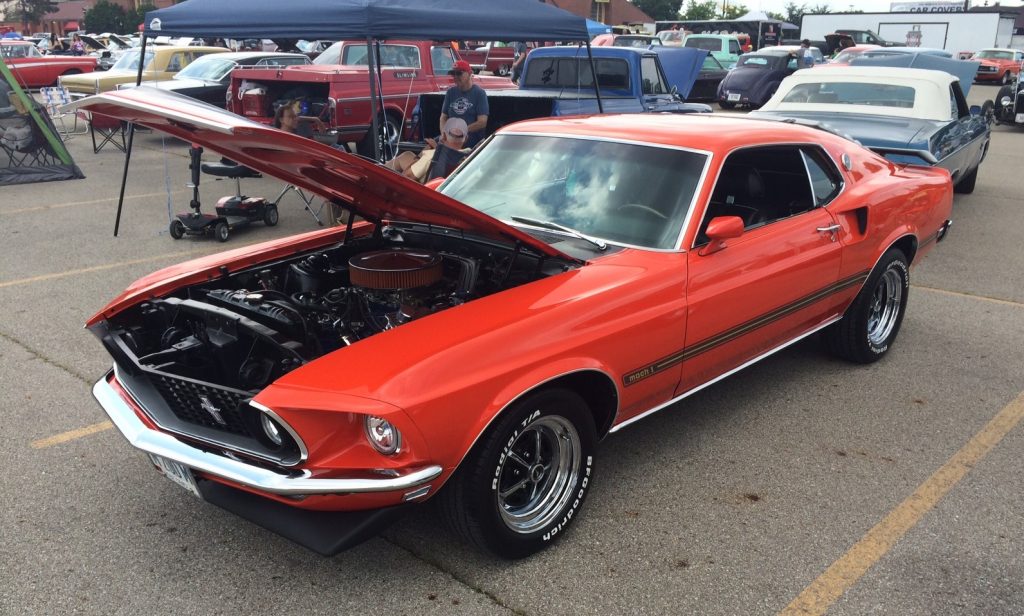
left=780, top=390, right=1024, bottom=616
left=32, top=421, right=113, bottom=449
left=0, top=253, right=182, bottom=289
left=915, top=285, right=1024, bottom=308
left=2, top=190, right=188, bottom=216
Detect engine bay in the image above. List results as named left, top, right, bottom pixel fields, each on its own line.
left=100, top=225, right=576, bottom=393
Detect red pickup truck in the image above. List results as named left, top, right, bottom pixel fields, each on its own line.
left=227, top=40, right=515, bottom=155
left=458, top=42, right=518, bottom=76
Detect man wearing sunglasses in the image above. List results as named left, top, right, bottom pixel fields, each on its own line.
left=439, top=60, right=489, bottom=148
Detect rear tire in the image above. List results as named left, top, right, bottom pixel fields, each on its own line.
left=1002, top=71, right=1012, bottom=85
left=168, top=219, right=185, bottom=239
left=439, top=388, right=596, bottom=559
left=995, top=86, right=1013, bottom=124
left=497, top=64, right=512, bottom=77
left=214, top=221, right=229, bottom=242
left=356, top=113, right=401, bottom=160
left=823, top=249, right=909, bottom=364
left=954, top=165, right=978, bottom=194
left=263, top=204, right=279, bottom=226
left=719, top=101, right=735, bottom=110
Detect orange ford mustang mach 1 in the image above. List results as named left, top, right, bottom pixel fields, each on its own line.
left=77, top=88, right=953, bottom=559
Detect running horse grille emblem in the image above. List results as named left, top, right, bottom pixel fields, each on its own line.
left=198, top=396, right=227, bottom=426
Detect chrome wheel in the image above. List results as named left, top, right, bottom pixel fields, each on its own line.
left=496, top=415, right=581, bottom=534
left=866, top=268, right=903, bottom=346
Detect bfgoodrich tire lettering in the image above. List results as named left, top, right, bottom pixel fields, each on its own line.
left=824, top=249, right=909, bottom=364
left=440, top=388, right=596, bottom=559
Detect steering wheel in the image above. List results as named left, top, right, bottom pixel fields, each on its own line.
left=617, top=203, right=668, bottom=220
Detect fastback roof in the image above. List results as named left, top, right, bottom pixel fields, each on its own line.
left=144, top=0, right=589, bottom=42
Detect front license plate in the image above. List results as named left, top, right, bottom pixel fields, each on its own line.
left=1016, top=113, right=1024, bottom=124
left=149, top=453, right=200, bottom=498
left=727, top=93, right=741, bottom=102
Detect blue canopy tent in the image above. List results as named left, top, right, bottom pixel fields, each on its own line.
left=586, top=19, right=612, bottom=38
left=108, top=0, right=592, bottom=235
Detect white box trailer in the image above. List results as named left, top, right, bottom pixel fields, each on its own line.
left=800, top=12, right=1015, bottom=54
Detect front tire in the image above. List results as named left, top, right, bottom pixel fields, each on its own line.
left=824, top=249, right=909, bottom=364
left=440, top=388, right=596, bottom=559
left=496, top=64, right=511, bottom=77
left=719, top=101, right=735, bottom=110
left=168, top=219, right=185, bottom=239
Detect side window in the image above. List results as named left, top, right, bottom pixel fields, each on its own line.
left=697, top=146, right=822, bottom=244
left=949, top=83, right=969, bottom=119
left=800, top=148, right=843, bottom=207
left=166, top=53, right=184, bottom=72
left=728, top=40, right=740, bottom=55
left=431, top=46, right=456, bottom=75
left=640, top=56, right=665, bottom=94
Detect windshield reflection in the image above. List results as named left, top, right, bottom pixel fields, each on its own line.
left=441, top=134, right=707, bottom=250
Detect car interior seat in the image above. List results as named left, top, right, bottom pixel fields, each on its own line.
left=699, top=165, right=769, bottom=243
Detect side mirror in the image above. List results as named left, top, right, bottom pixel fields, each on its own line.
left=698, top=216, right=745, bottom=256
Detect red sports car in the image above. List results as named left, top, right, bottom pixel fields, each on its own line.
left=0, top=40, right=96, bottom=88
left=77, top=88, right=953, bottom=559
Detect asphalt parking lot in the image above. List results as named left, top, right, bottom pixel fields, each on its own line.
left=1, top=83, right=1022, bottom=615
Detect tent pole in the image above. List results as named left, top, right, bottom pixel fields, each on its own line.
left=366, top=37, right=380, bottom=162
left=113, top=34, right=148, bottom=236
left=584, top=41, right=603, bottom=114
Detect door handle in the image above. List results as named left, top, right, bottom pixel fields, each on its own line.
left=816, top=223, right=841, bottom=241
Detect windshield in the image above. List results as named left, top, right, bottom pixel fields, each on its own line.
left=441, top=134, right=708, bottom=250
left=975, top=50, right=1014, bottom=60
left=832, top=49, right=865, bottom=64
left=112, top=49, right=154, bottom=71
left=658, top=31, right=685, bottom=44
left=175, top=55, right=236, bottom=81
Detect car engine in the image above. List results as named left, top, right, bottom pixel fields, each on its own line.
left=101, top=226, right=573, bottom=394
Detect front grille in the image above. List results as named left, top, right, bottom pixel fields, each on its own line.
left=149, top=374, right=252, bottom=437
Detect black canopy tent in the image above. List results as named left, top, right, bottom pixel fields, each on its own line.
left=111, top=0, right=593, bottom=235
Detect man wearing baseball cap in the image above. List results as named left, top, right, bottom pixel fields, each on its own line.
left=439, top=59, right=489, bottom=148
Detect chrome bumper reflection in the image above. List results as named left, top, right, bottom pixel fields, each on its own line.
left=93, top=371, right=442, bottom=496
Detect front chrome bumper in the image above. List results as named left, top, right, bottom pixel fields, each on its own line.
left=93, top=371, right=443, bottom=497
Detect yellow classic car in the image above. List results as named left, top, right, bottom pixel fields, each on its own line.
left=60, top=45, right=228, bottom=99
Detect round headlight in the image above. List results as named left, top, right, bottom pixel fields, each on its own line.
left=260, top=413, right=284, bottom=446
left=364, top=416, right=401, bottom=455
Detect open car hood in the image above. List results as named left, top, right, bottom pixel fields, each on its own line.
left=650, top=47, right=707, bottom=100
left=68, top=88, right=570, bottom=261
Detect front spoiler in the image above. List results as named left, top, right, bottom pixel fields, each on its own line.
left=93, top=370, right=443, bottom=497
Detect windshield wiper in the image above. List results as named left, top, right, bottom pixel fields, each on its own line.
left=511, top=216, right=607, bottom=251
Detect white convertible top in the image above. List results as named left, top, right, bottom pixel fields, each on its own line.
left=760, top=66, right=956, bottom=121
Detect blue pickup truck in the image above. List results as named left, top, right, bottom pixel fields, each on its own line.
left=418, top=46, right=710, bottom=138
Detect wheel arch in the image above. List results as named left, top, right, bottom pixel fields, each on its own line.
left=890, top=233, right=918, bottom=266
left=445, top=365, right=620, bottom=479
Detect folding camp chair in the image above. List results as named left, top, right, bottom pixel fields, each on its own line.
left=83, top=110, right=127, bottom=153
left=272, top=184, right=327, bottom=226
left=39, top=86, right=86, bottom=140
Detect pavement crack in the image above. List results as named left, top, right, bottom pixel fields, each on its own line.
left=0, top=329, right=92, bottom=385
left=381, top=535, right=527, bottom=615
left=913, top=284, right=1024, bottom=308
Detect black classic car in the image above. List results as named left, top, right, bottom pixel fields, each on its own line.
left=994, top=63, right=1024, bottom=127
left=690, top=54, right=729, bottom=102
left=716, top=49, right=800, bottom=109
left=119, top=51, right=310, bottom=108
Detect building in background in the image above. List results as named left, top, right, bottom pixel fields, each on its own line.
left=547, top=0, right=655, bottom=32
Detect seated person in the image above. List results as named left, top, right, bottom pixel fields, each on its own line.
left=386, top=117, right=470, bottom=183
left=273, top=99, right=326, bottom=138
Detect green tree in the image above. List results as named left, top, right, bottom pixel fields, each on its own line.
left=808, top=3, right=832, bottom=13
left=681, top=0, right=718, bottom=20
left=783, top=2, right=807, bottom=25
left=126, top=2, right=157, bottom=33
left=83, top=0, right=129, bottom=33
left=9, top=0, right=58, bottom=32
left=634, top=0, right=684, bottom=21
left=720, top=3, right=748, bottom=18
